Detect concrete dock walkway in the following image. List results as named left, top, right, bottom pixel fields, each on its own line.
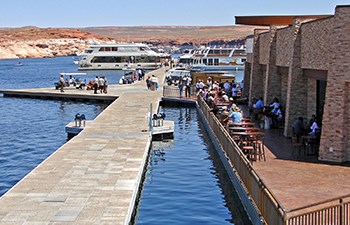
left=0, top=69, right=165, bottom=224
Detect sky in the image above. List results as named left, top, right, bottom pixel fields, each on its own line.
left=0, top=0, right=348, bottom=28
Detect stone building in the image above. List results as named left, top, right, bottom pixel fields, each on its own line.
left=236, top=5, right=350, bottom=163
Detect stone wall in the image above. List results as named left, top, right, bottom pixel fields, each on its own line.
left=258, top=32, right=270, bottom=65
left=301, top=17, right=334, bottom=70
left=243, top=62, right=251, bottom=97
left=306, top=79, right=317, bottom=120
left=276, top=26, right=294, bottom=67
left=264, top=28, right=280, bottom=104
left=278, top=67, right=289, bottom=108
left=249, top=30, right=265, bottom=100
left=319, top=5, right=350, bottom=162
left=245, top=5, right=350, bottom=162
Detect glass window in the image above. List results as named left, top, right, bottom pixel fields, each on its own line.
left=214, top=58, right=219, bottom=65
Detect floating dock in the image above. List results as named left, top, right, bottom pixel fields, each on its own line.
left=0, top=69, right=166, bottom=225
left=151, top=120, right=174, bottom=140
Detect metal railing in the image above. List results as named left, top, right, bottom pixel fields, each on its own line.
left=163, top=85, right=197, bottom=98
left=196, top=96, right=350, bottom=225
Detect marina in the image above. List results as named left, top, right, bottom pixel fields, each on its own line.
left=0, top=3, right=350, bottom=224
left=0, top=62, right=349, bottom=224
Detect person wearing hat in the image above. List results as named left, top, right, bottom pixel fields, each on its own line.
left=227, top=105, right=243, bottom=123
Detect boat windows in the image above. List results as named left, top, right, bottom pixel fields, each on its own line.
left=112, top=47, right=118, bottom=51
left=208, top=58, right=213, bottom=65
left=241, top=58, right=246, bottom=63
left=140, top=47, right=147, bottom=51
left=214, top=58, right=219, bottom=65
left=234, top=49, right=246, bottom=55
left=92, top=56, right=126, bottom=63
left=203, top=59, right=207, bottom=65
left=99, top=47, right=110, bottom=52
left=91, top=56, right=160, bottom=64
left=85, top=50, right=93, bottom=53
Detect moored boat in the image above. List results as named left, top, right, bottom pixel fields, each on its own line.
left=184, top=47, right=247, bottom=72
left=78, top=43, right=162, bottom=70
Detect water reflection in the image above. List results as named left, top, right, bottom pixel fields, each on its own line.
left=135, top=106, right=251, bottom=225
left=197, top=119, right=252, bottom=225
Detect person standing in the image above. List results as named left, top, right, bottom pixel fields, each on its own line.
left=185, top=76, right=192, bottom=98
left=146, top=76, right=151, bottom=90
left=231, top=84, right=239, bottom=103
left=103, top=76, right=108, bottom=94
left=59, top=74, right=65, bottom=92
left=223, top=80, right=231, bottom=95
left=292, top=117, right=305, bottom=142
left=99, top=76, right=105, bottom=93
left=94, top=76, right=99, bottom=94
left=178, top=77, right=184, bottom=98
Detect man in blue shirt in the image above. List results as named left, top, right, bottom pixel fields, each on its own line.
left=255, top=97, right=264, bottom=109
left=253, top=97, right=264, bottom=121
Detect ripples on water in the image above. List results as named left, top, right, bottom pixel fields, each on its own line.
left=135, top=106, right=251, bottom=225
left=0, top=57, right=120, bottom=196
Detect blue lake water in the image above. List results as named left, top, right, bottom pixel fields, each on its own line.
left=135, top=106, right=251, bottom=225
left=0, top=56, right=125, bottom=196
left=0, top=57, right=250, bottom=224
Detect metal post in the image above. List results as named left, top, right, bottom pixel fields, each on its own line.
left=149, top=103, right=153, bottom=129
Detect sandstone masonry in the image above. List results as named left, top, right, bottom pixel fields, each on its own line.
left=244, top=5, right=350, bottom=162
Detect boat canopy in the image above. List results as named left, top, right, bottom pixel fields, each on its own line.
left=59, top=73, right=88, bottom=76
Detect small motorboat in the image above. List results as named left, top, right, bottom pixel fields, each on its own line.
left=17, top=61, right=23, bottom=66
left=73, top=57, right=79, bottom=65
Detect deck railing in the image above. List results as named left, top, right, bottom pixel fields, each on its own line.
left=196, top=96, right=350, bottom=225
left=163, top=85, right=197, bottom=98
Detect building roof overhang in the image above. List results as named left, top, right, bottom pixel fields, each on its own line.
left=235, top=15, right=332, bottom=26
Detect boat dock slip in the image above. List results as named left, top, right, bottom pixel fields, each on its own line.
left=0, top=69, right=165, bottom=224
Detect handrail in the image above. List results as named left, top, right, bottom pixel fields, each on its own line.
left=197, top=96, right=286, bottom=223
left=286, top=193, right=350, bottom=214
left=196, top=95, right=350, bottom=225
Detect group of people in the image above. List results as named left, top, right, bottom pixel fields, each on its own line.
left=249, top=97, right=284, bottom=129
left=195, top=78, right=244, bottom=124
left=292, top=114, right=320, bottom=142
left=178, top=75, right=192, bottom=98
left=59, top=74, right=108, bottom=94
left=146, top=75, right=159, bottom=91
left=92, top=76, right=108, bottom=94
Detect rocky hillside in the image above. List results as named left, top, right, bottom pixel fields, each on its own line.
left=82, top=25, right=256, bottom=46
left=0, top=27, right=111, bottom=59
left=0, top=25, right=258, bottom=59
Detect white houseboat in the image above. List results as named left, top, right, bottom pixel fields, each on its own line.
left=78, top=43, right=162, bottom=70
left=189, top=47, right=247, bottom=71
